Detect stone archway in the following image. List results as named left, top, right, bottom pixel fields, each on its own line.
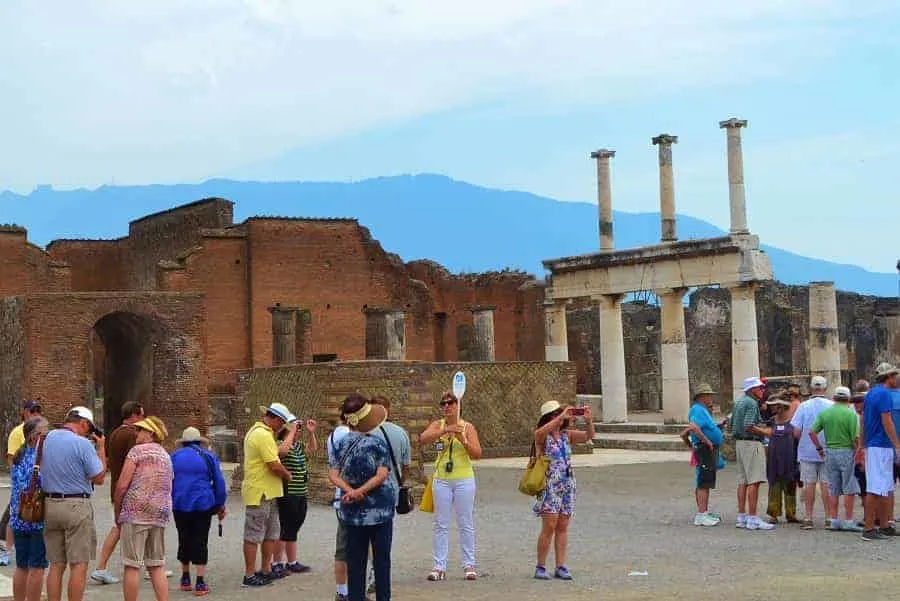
left=88, top=311, right=162, bottom=431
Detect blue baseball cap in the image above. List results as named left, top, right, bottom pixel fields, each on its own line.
left=22, top=400, right=41, bottom=411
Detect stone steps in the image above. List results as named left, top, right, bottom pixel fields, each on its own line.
left=593, top=421, right=687, bottom=435
left=593, top=432, right=689, bottom=452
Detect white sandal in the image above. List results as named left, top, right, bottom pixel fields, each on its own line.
left=427, top=569, right=445, bottom=581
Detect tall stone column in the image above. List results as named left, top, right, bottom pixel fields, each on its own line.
left=365, top=308, right=406, bottom=360
left=719, top=118, right=749, bottom=234
left=471, top=307, right=496, bottom=362
left=597, top=294, right=628, bottom=423
left=590, top=149, right=616, bottom=251
left=728, top=284, right=761, bottom=402
left=658, top=288, right=690, bottom=423
left=544, top=301, right=569, bottom=361
left=808, top=281, right=841, bottom=394
left=652, top=134, right=678, bottom=242
left=269, top=305, right=297, bottom=365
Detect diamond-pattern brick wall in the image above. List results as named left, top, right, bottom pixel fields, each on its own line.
left=234, top=360, right=577, bottom=504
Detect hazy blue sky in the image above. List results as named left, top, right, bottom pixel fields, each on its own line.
left=1, top=1, right=897, bottom=272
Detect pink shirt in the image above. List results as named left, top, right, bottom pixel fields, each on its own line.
left=120, top=443, right=173, bottom=527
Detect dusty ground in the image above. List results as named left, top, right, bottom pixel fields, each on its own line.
left=4, top=457, right=900, bottom=601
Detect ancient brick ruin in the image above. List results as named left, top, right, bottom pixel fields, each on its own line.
left=0, top=197, right=897, bottom=442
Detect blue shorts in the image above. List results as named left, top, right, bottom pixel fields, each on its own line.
left=14, top=530, right=48, bottom=570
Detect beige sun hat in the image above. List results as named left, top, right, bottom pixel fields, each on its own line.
left=693, top=383, right=716, bottom=397
left=540, top=400, right=562, bottom=417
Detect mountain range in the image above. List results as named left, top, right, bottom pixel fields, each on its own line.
left=0, top=174, right=895, bottom=297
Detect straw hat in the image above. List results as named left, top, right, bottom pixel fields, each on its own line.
left=693, top=383, right=716, bottom=398
left=540, top=401, right=562, bottom=417
left=134, top=416, right=168, bottom=442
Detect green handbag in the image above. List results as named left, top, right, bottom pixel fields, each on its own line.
left=518, top=442, right=550, bottom=496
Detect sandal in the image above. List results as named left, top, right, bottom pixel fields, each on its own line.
left=464, top=566, right=477, bottom=581
left=427, top=569, right=445, bottom=581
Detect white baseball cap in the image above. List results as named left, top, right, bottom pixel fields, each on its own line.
left=810, top=375, right=827, bottom=389
left=742, top=376, right=765, bottom=392
left=833, top=386, right=851, bottom=400
left=259, top=402, right=296, bottom=423
left=68, top=406, right=95, bottom=424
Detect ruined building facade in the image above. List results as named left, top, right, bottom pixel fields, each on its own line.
left=0, top=198, right=897, bottom=437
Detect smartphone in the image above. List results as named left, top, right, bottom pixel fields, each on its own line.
left=218, top=522, right=223, bottom=537
left=571, top=408, right=586, bottom=417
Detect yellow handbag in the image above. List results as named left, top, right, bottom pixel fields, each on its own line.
left=419, top=476, right=434, bottom=513
left=518, top=442, right=550, bottom=496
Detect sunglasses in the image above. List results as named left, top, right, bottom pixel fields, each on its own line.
left=439, top=400, right=457, bottom=408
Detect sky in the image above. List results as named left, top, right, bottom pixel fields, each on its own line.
left=1, top=0, right=898, bottom=273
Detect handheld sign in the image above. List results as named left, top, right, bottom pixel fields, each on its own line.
left=452, top=371, right=466, bottom=421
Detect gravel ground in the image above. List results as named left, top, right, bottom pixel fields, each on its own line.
left=4, top=460, right=900, bottom=601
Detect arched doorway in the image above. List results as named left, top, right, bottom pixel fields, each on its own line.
left=88, top=311, right=160, bottom=431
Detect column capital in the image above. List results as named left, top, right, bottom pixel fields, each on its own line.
left=654, top=287, right=689, bottom=297
left=720, top=281, right=759, bottom=291
left=719, top=117, right=748, bottom=129
left=542, top=298, right=570, bottom=309
left=652, top=134, right=678, bottom=146
left=590, top=293, right=626, bottom=306
left=590, top=148, right=616, bottom=160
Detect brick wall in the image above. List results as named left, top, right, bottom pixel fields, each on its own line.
left=12, top=292, right=208, bottom=442
left=47, top=239, right=128, bottom=291
left=127, top=199, right=233, bottom=290
left=0, top=229, right=71, bottom=296
left=0, top=298, right=25, bottom=448
left=233, top=360, right=577, bottom=503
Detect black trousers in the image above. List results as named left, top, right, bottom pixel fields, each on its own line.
left=174, top=510, right=213, bottom=566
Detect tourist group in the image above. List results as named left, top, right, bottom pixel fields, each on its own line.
left=683, top=362, right=900, bottom=542
left=0, top=384, right=595, bottom=601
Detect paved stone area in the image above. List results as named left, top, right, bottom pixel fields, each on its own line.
left=3, top=455, right=900, bottom=601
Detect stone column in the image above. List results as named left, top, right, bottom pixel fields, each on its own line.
left=471, top=307, right=496, bottom=362
left=651, top=134, right=678, bottom=242
left=269, top=305, right=297, bottom=365
left=597, top=294, right=628, bottom=423
left=296, top=309, right=312, bottom=364
left=544, top=301, right=569, bottom=361
left=719, top=118, right=749, bottom=234
left=590, top=149, right=616, bottom=251
left=658, top=288, right=690, bottom=423
left=365, top=308, right=406, bottom=360
left=728, top=284, right=761, bottom=402
left=808, top=281, right=841, bottom=395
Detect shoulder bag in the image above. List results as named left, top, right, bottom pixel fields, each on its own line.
left=379, top=426, right=413, bottom=515
left=518, top=440, right=550, bottom=497
left=18, top=435, right=46, bottom=522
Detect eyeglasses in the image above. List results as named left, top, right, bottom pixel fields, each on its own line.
left=439, top=400, right=457, bottom=408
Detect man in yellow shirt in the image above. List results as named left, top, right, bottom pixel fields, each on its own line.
left=241, top=403, right=293, bottom=587
left=1, top=400, right=42, bottom=565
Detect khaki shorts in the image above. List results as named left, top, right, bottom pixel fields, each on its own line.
left=799, top=461, right=826, bottom=484
left=43, top=498, right=97, bottom=565
left=120, top=523, right=166, bottom=568
left=735, top=440, right=767, bottom=485
left=244, top=499, right=280, bottom=544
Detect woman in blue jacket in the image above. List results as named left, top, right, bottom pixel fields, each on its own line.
left=171, top=427, right=228, bottom=596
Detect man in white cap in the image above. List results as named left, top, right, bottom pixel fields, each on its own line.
left=809, top=386, right=862, bottom=531
left=790, top=375, right=834, bottom=529
left=860, top=363, right=900, bottom=540
left=41, top=406, right=107, bottom=601
left=240, top=403, right=293, bottom=586
left=729, top=377, right=774, bottom=530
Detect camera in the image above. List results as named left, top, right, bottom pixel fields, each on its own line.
left=444, top=460, right=454, bottom=474
left=90, top=424, right=104, bottom=438
left=571, top=408, right=586, bottom=417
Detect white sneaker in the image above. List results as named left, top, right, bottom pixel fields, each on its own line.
left=747, top=516, right=775, bottom=531
left=735, top=514, right=748, bottom=528
left=694, top=513, right=721, bottom=527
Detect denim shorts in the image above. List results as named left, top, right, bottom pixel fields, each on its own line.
left=14, top=530, right=48, bottom=570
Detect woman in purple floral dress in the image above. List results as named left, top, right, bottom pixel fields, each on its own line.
left=532, top=401, right=594, bottom=581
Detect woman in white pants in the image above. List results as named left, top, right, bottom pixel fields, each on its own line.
left=419, top=391, right=483, bottom=582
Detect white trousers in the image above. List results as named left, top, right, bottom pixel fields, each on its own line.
left=432, top=477, right=477, bottom=570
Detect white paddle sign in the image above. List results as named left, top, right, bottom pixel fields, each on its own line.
left=452, top=371, right=466, bottom=421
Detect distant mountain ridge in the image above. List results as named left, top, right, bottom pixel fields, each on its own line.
left=0, top=174, right=895, bottom=296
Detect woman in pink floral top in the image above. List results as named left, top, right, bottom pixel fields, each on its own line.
left=114, top=416, right=173, bottom=601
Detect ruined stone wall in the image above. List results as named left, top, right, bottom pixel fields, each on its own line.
left=0, top=298, right=25, bottom=449
left=234, top=360, right=577, bottom=503
left=127, top=199, right=234, bottom=290
left=12, top=292, right=208, bottom=442
left=0, top=229, right=71, bottom=296
left=47, top=239, right=128, bottom=291
left=515, top=281, right=547, bottom=361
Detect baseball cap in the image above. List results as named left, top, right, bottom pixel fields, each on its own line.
left=68, top=406, right=95, bottom=424
left=260, top=402, right=296, bottom=423
left=875, top=363, right=899, bottom=379
left=810, top=375, right=827, bottom=389
left=742, top=376, right=765, bottom=392
left=22, top=400, right=41, bottom=411
left=833, top=386, right=851, bottom=400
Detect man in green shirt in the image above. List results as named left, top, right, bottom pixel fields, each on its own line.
left=809, top=386, right=862, bottom=531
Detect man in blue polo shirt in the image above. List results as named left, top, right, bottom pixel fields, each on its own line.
left=861, top=363, right=900, bottom=541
